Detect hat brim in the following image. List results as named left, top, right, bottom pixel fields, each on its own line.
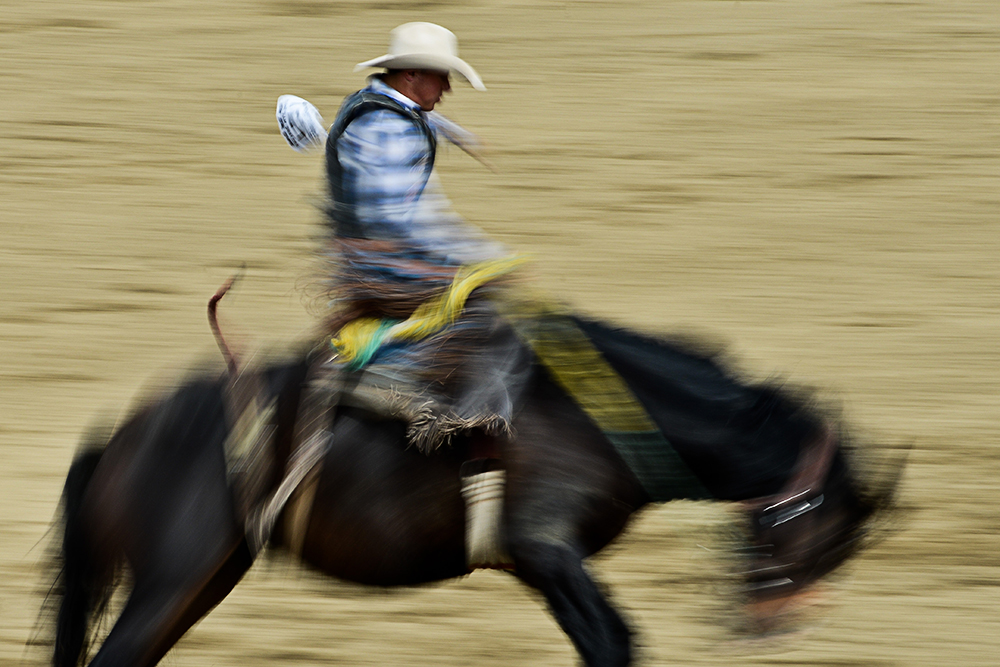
left=354, top=53, right=485, bottom=91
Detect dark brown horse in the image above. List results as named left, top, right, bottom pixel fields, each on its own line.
left=50, top=318, right=894, bottom=667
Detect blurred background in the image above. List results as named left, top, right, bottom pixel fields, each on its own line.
left=1, top=0, right=997, bottom=664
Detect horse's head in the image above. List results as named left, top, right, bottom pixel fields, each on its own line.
left=737, top=425, right=903, bottom=631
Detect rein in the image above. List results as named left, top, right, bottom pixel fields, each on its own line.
left=208, top=273, right=241, bottom=376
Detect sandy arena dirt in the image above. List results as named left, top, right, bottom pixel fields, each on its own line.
left=2, top=1, right=998, bottom=665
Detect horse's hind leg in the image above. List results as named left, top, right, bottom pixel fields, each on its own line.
left=86, top=542, right=252, bottom=667
left=83, top=385, right=255, bottom=666
left=511, top=540, right=632, bottom=667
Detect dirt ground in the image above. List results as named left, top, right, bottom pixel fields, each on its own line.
left=2, top=1, right=998, bottom=665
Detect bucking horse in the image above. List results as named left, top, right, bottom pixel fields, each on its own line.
left=48, top=291, right=899, bottom=667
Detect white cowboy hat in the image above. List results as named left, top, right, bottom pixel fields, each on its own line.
left=354, top=22, right=486, bottom=91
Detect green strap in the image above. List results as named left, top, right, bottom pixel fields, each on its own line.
left=501, top=296, right=710, bottom=501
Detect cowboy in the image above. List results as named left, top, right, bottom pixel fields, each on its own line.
left=273, top=23, right=529, bottom=567
left=317, top=21, right=530, bottom=454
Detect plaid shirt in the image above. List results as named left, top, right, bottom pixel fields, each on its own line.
left=336, top=78, right=504, bottom=265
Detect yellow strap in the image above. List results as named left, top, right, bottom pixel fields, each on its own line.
left=331, top=255, right=526, bottom=365
left=388, top=256, right=526, bottom=342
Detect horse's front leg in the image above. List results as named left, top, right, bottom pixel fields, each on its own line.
left=504, top=393, right=644, bottom=667
left=508, top=534, right=633, bottom=667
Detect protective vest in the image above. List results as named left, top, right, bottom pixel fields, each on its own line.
left=325, top=90, right=437, bottom=238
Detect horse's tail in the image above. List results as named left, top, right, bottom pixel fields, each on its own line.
left=53, top=434, right=113, bottom=667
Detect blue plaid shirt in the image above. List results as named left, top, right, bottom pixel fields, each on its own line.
left=335, top=77, right=504, bottom=265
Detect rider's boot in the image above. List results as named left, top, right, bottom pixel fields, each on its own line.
left=246, top=348, right=340, bottom=555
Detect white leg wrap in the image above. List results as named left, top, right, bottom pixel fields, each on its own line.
left=461, top=470, right=513, bottom=570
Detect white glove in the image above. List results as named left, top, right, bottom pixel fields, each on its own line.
left=276, top=95, right=328, bottom=152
